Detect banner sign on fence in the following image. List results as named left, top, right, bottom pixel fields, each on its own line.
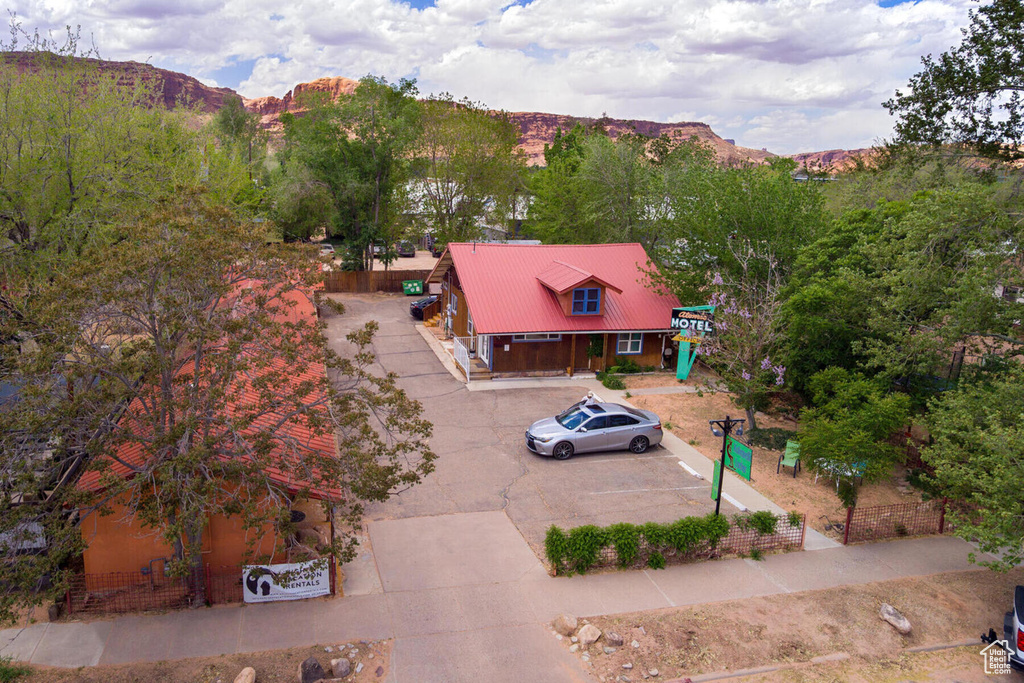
left=725, top=436, right=753, bottom=481
left=242, top=559, right=330, bottom=603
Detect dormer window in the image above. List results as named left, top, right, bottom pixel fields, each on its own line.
left=572, top=287, right=601, bottom=315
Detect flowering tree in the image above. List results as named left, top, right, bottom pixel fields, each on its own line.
left=696, top=244, right=787, bottom=429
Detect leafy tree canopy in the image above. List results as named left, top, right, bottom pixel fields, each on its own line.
left=923, top=361, right=1024, bottom=570
left=885, top=0, right=1024, bottom=160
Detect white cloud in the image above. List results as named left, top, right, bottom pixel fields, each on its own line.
left=7, top=0, right=975, bottom=154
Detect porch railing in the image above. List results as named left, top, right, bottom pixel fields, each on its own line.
left=453, top=336, right=472, bottom=383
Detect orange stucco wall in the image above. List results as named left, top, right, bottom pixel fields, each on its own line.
left=80, top=492, right=286, bottom=576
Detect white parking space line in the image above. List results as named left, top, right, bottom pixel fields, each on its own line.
left=678, top=461, right=704, bottom=479
left=589, top=486, right=706, bottom=495
left=723, top=493, right=748, bottom=511
left=564, top=454, right=679, bottom=465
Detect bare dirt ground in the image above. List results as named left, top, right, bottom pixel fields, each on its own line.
left=567, top=568, right=1022, bottom=683
left=625, top=378, right=921, bottom=537
left=327, top=250, right=439, bottom=272
left=22, top=640, right=391, bottom=683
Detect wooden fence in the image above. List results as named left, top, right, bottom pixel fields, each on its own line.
left=323, top=269, right=433, bottom=294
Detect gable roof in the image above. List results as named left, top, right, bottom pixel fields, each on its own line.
left=535, top=260, right=623, bottom=295
left=428, top=243, right=680, bottom=335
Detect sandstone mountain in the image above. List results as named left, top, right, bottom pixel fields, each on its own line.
left=0, top=52, right=236, bottom=112
left=245, top=75, right=774, bottom=166
left=3, top=54, right=863, bottom=170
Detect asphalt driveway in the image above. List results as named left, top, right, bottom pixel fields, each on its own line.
left=323, top=293, right=718, bottom=554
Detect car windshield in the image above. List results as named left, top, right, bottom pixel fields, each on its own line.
left=556, top=407, right=590, bottom=430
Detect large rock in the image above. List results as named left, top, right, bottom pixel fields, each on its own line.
left=552, top=614, right=578, bottom=636
left=234, top=667, right=256, bottom=683
left=879, top=603, right=912, bottom=634
left=330, top=658, right=352, bottom=678
left=605, top=631, right=624, bottom=647
left=298, top=656, right=326, bottom=683
left=578, top=624, right=602, bottom=647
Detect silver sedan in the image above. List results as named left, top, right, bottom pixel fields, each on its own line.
left=526, top=402, right=663, bottom=460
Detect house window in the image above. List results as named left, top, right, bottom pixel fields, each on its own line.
left=616, top=332, right=642, bottom=355
left=512, top=333, right=562, bottom=342
left=572, top=288, right=601, bottom=315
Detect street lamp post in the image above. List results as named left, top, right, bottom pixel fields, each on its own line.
left=709, top=415, right=745, bottom=516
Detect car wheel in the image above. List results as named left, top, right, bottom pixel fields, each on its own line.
left=629, top=436, right=649, bottom=454
left=552, top=442, right=574, bottom=460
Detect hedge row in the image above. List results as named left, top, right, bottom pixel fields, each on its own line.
left=544, top=510, right=802, bottom=576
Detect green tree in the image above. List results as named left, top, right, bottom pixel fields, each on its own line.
left=0, top=42, right=254, bottom=283
left=798, top=368, right=911, bottom=506
left=922, top=362, right=1024, bottom=570
left=0, top=196, right=436, bottom=619
left=341, top=76, right=422, bottom=269
left=267, top=165, right=335, bottom=242
left=857, top=184, right=1024, bottom=387
left=411, top=95, right=526, bottom=247
left=885, top=0, right=1024, bottom=161
left=214, top=93, right=269, bottom=186
left=781, top=201, right=908, bottom=396
left=527, top=124, right=591, bottom=244
left=279, top=92, right=375, bottom=265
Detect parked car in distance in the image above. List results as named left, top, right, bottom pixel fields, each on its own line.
left=526, top=401, right=662, bottom=460
left=397, top=241, right=416, bottom=257
left=409, top=295, right=439, bottom=320
left=430, top=243, right=444, bottom=258
left=319, top=243, right=336, bottom=257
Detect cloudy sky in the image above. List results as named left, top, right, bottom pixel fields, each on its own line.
left=9, top=0, right=973, bottom=154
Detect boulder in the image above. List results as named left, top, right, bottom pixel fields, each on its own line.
left=553, top=614, right=578, bottom=636
left=298, top=656, right=326, bottom=683
left=605, top=631, right=624, bottom=647
left=879, top=603, right=912, bottom=635
left=330, top=658, right=352, bottom=678
left=578, top=624, right=602, bottom=647
left=234, top=667, right=256, bottom=683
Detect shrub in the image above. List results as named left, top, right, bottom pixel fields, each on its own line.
left=566, top=525, right=606, bottom=574
left=647, top=551, right=666, bottom=570
left=746, top=427, right=797, bottom=451
left=787, top=511, right=802, bottom=527
left=614, top=357, right=643, bottom=373
left=838, top=479, right=858, bottom=509
left=607, top=523, right=641, bottom=567
left=748, top=547, right=765, bottom=561
left=0, top=657, right=30, bottom=683
left=545, top=525, right=569, bottom=575
left=736, top=510, right=778, bottom=536
left=601, top=374, right=626, bottom=390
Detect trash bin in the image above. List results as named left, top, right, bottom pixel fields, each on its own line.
left=402, top=280, right=424, bottom=296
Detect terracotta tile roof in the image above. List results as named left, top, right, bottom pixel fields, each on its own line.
left=429, top=243, right=680, bottom=335
left=78, top=283, right=340, bottom=501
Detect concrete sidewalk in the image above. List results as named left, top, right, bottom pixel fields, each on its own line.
left=0, top=533, right=985, bottom=675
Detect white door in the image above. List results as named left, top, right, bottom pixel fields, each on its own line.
left=479, top=335, right=490, bottom=367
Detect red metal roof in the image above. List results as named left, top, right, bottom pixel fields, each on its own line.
left=78, top=283, right=341, bottom=501
left=437, top=243, right=680, bottom=335
left=535, top=260, right=622, bottom=295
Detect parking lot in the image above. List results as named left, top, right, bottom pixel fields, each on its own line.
left=324, top=293, right=719, bottom=555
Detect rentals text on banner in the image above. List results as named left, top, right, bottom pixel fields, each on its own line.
left=242, top=559, right=330, bottom=603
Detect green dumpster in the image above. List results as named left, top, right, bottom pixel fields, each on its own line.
left=402, top=280, right=424, bottom=296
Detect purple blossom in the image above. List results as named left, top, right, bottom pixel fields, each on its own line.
left=760, top=357, right=772, bottom=370
left=741, top=370, right=751, bottom=381
left=774, top=365, right=786, bottom=386
left=739, top=308, right=751, bottom=319
left=711, top=272, right=724, bottom=286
